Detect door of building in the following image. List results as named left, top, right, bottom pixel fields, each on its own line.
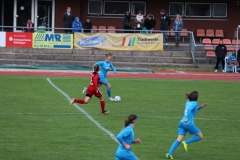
left=34, top=0, right=55, bottom=32
left=13, top=0, right=34, bottom=31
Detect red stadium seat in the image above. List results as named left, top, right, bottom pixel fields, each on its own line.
left=212, top=39, right=220, bottom=45
left=196, top=29, right=205, bottom=43
left=108, top=26, right=116, bottom=33
left=223, top=39, right=231, bottom=45
left=170, top=28, right=175, bottom=36
left=226, top=45, right=234, bottom=51
left=98, top=26, right=107, bottom=33
left=206, top=29, right=215, bottom=37
left=232, top=39, right=240, bottom=45
left=206, top=51, right=216, bottom=58
left=215, top=29, right=224, bottom=38
left=204, top=45, right=214, bottom=51
left=92, top=25, right=97, bottom=33
left=202, top=38, right=211, bottom=45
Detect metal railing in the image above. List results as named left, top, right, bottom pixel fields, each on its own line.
left=0, top=25, right=196, bottom=65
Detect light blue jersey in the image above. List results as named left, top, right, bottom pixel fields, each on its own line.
left=178, top=100, right=202, bottom=135
left=94, top=61, right=116, bottom=78
left=115, top=125, right=137, bottom=160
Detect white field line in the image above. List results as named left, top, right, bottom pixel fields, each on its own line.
left=1, top=112, right=239, bottom=122
left=46, top=78, right=119, bottom=144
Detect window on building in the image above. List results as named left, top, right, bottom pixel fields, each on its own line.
left=131, top=1, right=146, bottom=15
left=104, top=1, right=130, bottom=15
left=88, top=0, right=102, bottom=14
left=213, top=3, right=227, bottom=17
left=185, top=3, right=211, bottom=17
left=169, top=2, right=183, bottom=16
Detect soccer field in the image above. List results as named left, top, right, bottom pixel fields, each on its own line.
left=0, top=75, right=239, bottom=160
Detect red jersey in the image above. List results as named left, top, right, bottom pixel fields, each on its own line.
left=86, top=72, right=103, bottom=98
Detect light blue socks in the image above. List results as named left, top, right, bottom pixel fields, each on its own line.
left=185, top=135, right=202, bottom=144
left=107, top=88, right=111, bottom=98
left=168, top=140, right=181, bottom=155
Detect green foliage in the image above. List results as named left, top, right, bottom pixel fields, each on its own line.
left=0, top=76, right=239, bottom=160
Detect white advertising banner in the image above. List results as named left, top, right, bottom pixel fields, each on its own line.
left=0, top=32, right=6, bottom=47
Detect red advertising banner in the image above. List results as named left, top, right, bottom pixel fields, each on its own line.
left=6, top=32, right=33, bottom=48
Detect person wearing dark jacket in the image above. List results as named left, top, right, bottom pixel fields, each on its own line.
left=214, top=39, right=227, bottom=72
left=62, top=7, right=75, bottom=33
left=83, top=18, right=93, bottom=33
left=160, top=9, right=171, bottom=45
left=143, top=14, right=156, bottom=34
left=122, top=11, right=132, bottom=33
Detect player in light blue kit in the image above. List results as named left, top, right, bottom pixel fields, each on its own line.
left=83, top=53, right=117, bottom=101
left=115, top=114, right=141, bottom=160
left=166, top=91, right=208, bottom=159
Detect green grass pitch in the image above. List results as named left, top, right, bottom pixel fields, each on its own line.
left=0, top=75, right=239, bottom=160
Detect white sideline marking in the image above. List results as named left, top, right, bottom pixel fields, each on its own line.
left=46, top=78, right=119, bottom=144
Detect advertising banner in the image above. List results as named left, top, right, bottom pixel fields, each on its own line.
left=74, top=33, right=163, bottom=51
left=33, top=33, right=73, bottom=49
left=6, top=32, right=32, bottom=48
left=0, top=32, right=6, bottom=47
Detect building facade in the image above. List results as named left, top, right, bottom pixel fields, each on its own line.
left=0, top=0, right=239, bottom=40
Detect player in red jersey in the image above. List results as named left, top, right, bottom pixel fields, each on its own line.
left=69, top=65, right=110, bottom=115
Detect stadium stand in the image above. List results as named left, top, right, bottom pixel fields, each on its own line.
left=206, top=29, right=215, bottom=37
left=92, top=25, right=97, bottom=33
left=206, top=51, right=216, bottom=58
left=202, top=38, right=211, bottom=45
left=196, top=29, right=205, bottom=43
left=98, top=26, right=107, bottom=33
left=223, top=39, right=232, bottom=45
left=107, top=26, right=116, bottom=33
left=212, top=39, right=220, bottom=45
left=215, top=29, right=224, bottom=38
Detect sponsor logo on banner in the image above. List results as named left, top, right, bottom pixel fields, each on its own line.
left=74, top=33, right=163, bottom=51
left=6, top=32, right=32, bottom=48
left=78, top=36, right=106, bottom=46
left=33, top=33, right=73, bottom=49
left=0, top=32, right=6, bottom=47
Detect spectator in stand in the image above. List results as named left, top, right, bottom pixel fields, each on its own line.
left=238, top=49, right=240, bottom=72
left=134, top=11, right=144, bottom=33
left=226, top=50, right=239, bottom=72
left=143, top=14, right=156, bottom=34
left=214, top=39, right=227, bottom=72
left=172, top=14, right=183, bottom=47
left=24, top=19, right=34, bottom=32
left=72, top=17, right=82, bottom=33
left=62, top=7, right=75, bottom=33
left=122, top=11, right=132, bottom=33
left=83, top=18, right=92, bottom=33
left=160, top=9, right=171, bottom=45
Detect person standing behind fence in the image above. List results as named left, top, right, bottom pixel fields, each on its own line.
left=214, top=39, right=227, bottom=72
left=134, top=11, right=144, bottom=33
left=72, top=17, right=82, bottom=33
left=83, top=18, right=92, bottom=33
left=160, top=9, right=171, bottom=45
left=172, top=14, right=183, bottom=47
left=143, top=14, right=156, bottom=34
left=122, top=11, right=132, bottom=33
left=62, top=7, right=75, bottom=33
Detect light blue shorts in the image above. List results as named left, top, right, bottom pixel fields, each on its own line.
left=178, top=122, right=200, bottom=135
left=115, top=152, right=137, bottom=160
left=99, top=76, right=109, bottom=85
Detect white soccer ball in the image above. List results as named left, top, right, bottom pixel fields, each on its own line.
left=114, top=96, right=121, bottom=102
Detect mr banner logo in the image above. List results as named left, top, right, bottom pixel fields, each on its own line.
left=33, top=33, right=73, bottom=49
left=78, top=36, right=106, bottom=47
left=122, top=37, right=136, bottom=46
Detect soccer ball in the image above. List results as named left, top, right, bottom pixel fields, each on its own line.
left=114, top=96, right=121, bottom=102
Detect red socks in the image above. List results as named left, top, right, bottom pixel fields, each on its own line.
left=100, top=100, right=105, bottom=113
left=75, top=99, right=85, bottom=104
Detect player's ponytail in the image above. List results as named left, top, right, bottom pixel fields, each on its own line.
left=186, top=91, right=198, bottom=101
left=93, top=65, right=100, bottom=72
left=105, top=52, right=112, bottom=57
left=122, top=114, right=137, bottom=129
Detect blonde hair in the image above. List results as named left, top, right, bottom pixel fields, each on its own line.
left=176, top=14, right=181, bottom=19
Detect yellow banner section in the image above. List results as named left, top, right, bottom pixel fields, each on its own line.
left=33, top=33, right=73, bottom=49
left=74, top=33, right=163, bottom=51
